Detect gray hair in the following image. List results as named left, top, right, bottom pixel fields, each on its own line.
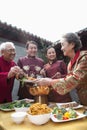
left=0, top=42, right=15, bottom=55
left=62, top=33, right=82, bottom=52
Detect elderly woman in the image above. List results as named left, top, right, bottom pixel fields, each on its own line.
left=34, top=32, right=87, bottom=105
left=0, top=42, right=23, bottom=103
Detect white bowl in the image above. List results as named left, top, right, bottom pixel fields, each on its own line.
left=11, top=112, right=27, bottom=124
left=14, top=107, right=29, bottom=112
left=27, top=113, right=51, bottom=125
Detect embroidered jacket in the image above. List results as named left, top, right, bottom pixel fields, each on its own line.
left=17, top=56, right=44, bottom=99
left=52, top=51, right=87, bottom=105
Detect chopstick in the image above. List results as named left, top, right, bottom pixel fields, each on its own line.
left=51, top=73, right=58, bottom=79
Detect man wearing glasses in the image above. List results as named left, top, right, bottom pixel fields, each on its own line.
left=0, top=42, right=23, bottom=103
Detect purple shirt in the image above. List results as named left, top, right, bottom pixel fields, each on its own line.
left=44, top=60, right=71, bottom=102
left=45, top=60, right=67, bottom=78
left=17, top=56, right=44, bottom=99
left=18, top=56, right=44, bottom=78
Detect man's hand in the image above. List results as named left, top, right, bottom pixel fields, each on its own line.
left=7, top=66, right=23, bottom=79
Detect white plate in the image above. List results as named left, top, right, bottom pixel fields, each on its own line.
left=0, top=108, right=14, bottom=111
left=0, top=99, right=34, bottom=111
left=0, top=101, right=16, bottom=111
left=50, top=112, right=86, bottom=122
left=56, top=101, right=83, bottom=109
left=24, top=98, right=34, bottom=103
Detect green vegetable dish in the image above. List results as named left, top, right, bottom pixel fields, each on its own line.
left=14, top=100, right=31, bottom=108
left=0, top=101, right=16, bottom=110
left=0, top=99, right=31, bottom=111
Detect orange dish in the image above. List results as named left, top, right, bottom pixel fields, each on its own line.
left=25, top=77, right=50, bottom=96
left=29, top=85, right=50, bottom=96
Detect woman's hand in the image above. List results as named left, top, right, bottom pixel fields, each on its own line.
left=34, top=78, right=59, bottom=87
left=40, top=69, right=46, bottom=77
left=34, top=78, right=52, bottom=86
left=52, top=72, right=62, bottom=79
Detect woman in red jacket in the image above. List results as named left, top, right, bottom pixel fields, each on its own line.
left=40, top=46, right=71, bottom=102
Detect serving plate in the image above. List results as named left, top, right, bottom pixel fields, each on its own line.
left=0, top=102, right=15, bottom=111
left=0, top=98, right=34, bottom=111
left=50, top=112, right=86, bottom=122
left=23, top=79, right=35, bottom=83
left=0, top=108, right=14, bottom=111
left=23, top=79, right=36, bottom=86
left=56, top=101, right=83, bottom=109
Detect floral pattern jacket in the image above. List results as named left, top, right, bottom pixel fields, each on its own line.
left=52, top=51, right=87, bottom=105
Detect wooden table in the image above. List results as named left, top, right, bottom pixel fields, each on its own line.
left=0, top=108, right=87, bottom=130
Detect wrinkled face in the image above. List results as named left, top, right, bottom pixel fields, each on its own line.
left=60, top=38, right=74, bottom=57
left=46, top=47, right=56, bottom=61
left=26, top=43, right=38, bottom=57
left=2, top=44, right=16, bottom=61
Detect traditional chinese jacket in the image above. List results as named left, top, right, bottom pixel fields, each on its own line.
left=52, top=51, right=87, bottom=105
left=17, top=56, right=44, bottom=99
left=44, top=60, right=71, bottom=102
left=0, top=56, right=16, bottom=103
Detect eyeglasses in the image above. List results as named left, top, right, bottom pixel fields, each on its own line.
left=5, top=49, right=16, bottom=53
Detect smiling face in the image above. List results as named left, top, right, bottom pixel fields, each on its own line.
left=26, top=43, right=38, bottom=57
left=60, top=38, right=75, bottom=58
left=46, top=47, right=56, bottom=61
left=2, top=44, right=16, bottom=61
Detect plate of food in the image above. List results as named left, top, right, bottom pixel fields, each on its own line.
left=20, top=77, right=36, bottom=87
left=0, top=101, right=16, bottom=111
left=56, top=101, right=83, bottom=109
left=50, top=107, right=86, bottom=122
left=0, top=99, right=33, bottom=111
left=23, top=79, right=34, bottom=82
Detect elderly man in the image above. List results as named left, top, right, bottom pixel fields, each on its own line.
left=0, top=42, right=22, bottom=103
